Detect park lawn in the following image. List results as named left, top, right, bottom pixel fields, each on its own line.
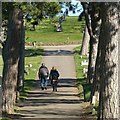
left=26, top=32, right=82, bottom=44
left=18, top=46, right=43, bottom=100
left=25, top=16, right=85, bottom=45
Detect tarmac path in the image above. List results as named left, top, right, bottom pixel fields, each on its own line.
left=14, top=45, right=91, bottom=119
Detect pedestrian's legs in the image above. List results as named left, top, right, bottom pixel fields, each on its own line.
left=52, top=82, right=54, bottom=91
left=54, top=81, right=58, bottom=91
left=44, top=77, right=48, bottom=90
left=41, top=78, right=44, bottom=90
left=52, top=80, right=57, bottom=92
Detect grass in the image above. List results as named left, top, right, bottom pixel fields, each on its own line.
left=24, top=46, right=43, bottom=80
left=18, top=46, right=43, bottom=99
left=73, top=46, right=91, bottom=101
left=25, top=16, right=85, bottom=45
left=1, top=16, right=87, bottom=119
left=74, top=46, right=97, bottom=118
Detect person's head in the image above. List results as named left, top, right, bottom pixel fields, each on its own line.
left=52, top=66, right=56, bottom=70
left=41, top=63, right=45, bottom=67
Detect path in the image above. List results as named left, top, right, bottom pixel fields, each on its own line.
left=14, top=45, right=91, bottom=119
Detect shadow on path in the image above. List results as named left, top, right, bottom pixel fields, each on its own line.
left=12, top=78, right=94, bottom=119
left=17, top=78, right=83, bottom=107
left=43, top=50, right=73, bottom=56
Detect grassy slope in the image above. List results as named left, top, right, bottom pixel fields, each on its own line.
left=25, top=16, right=85, bottom=44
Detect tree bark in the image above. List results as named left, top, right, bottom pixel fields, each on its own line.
left=81, top=2, right=93, bottom=84
left=17, top=19, right=25, bottom=90
left=90, top=40, right=101, bottom=105
left=2, top=8, right=23, bottom=115
left=80, top=26, right=90, bottom=56
left=89, top=3, right=101, bottom=104
left=82, top=3, right=100, bottom=84
left=88, top=3, right=101, bottom=84
left=118, top=6, right=120, bottom=119
left=98, top=3, right=119, bottom=119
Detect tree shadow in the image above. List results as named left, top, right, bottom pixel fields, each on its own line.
left=43, top=50, right=73, bottom=56
left=76, top=78, right=92, bottom=102
left=25, top=48, right=44, bottom=57
left=2, top=112, right=33, bottom=119
left=14, top=78, right=85, bottom=119
left=24, top=79, right=39, bottom=90
left=23, top=78, right=79, bottom=92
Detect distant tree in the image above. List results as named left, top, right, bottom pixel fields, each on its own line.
left=43, top=2, right=60, bottom=18
left=22, top=2, right=60, bottom=30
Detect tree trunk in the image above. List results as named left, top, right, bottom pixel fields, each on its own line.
left=118, top=9, right=120, bottom=119
left=2, top=8, right=23, bottom=115
left=90, top=41, right=101, bottom=105
left=89, top=3, right=101, bottom=104
left=16, top=18, right=25, bottom=101
left=88, top=3, right=101, bottom=84
left=98, top=3, right=119, bottom=119
left=81, top=2, right=93, bottom=84
left=17, top=19, right=25, bottom=90
left=80, top=26, right=90, bottom=56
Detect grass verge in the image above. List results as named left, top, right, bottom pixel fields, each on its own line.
left=19, top=46, right=43, bottom=100
left=73, top=46, right=90, bottom=101
left=74, top=46, right=97, bottom=118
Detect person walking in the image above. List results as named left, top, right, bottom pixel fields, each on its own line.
left=49, top=67, right=60, bottom=92
left=38, top=63, right=49, bottom=90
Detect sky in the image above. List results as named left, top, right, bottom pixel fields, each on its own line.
left=68, top=0, right=83, bottom=16
left=59, top=0, right=83, bottom=17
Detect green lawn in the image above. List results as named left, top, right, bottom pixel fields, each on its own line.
left=73, top=46, right=91, bottom=101
left=23, top=46, right=43, bottom=92
left=25, top=16, right=85, bottom=45
left=24, top=46, right=43, bottom=79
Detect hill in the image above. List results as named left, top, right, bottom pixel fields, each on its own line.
left=25, top=16, right=85, bottom=46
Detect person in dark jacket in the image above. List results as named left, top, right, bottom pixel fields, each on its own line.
left=49, top=67, right=60, bottom=92
left=38, top=63, right=49, bottom=90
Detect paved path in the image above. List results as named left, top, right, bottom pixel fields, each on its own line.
left=14, top=45, right=91, bottom=119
